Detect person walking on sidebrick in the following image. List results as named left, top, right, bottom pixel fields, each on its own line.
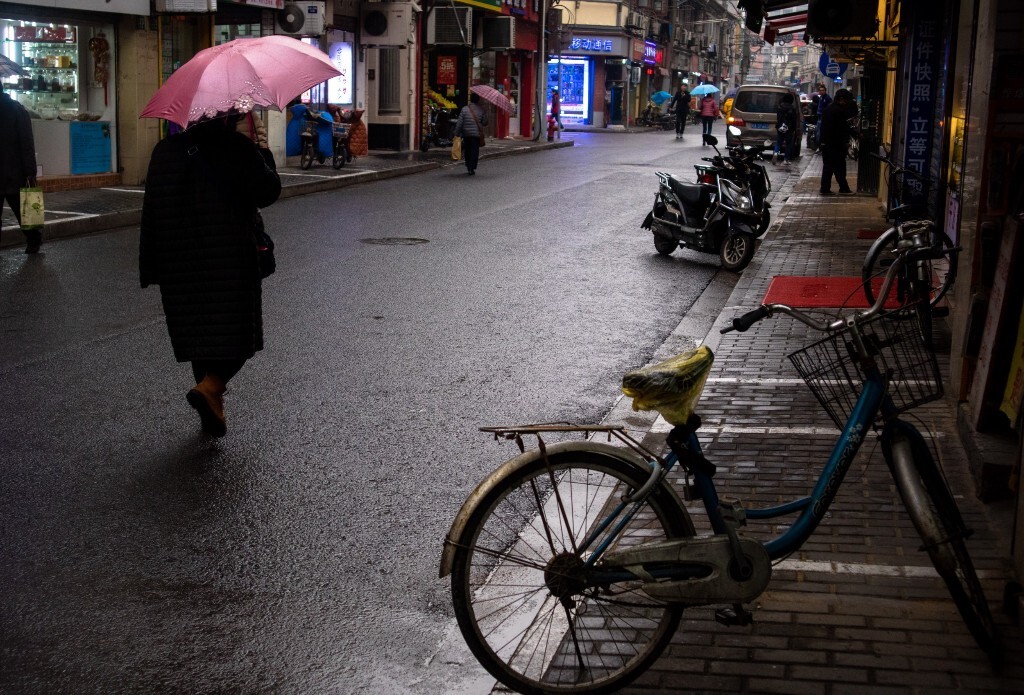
left=140, top=115, right=282, bottom=437
left=454, top=92, right=488, bottom=176
left=550, top=86, right=563, bottom=130
left=669, top=83, right=690, bottom=139
left=772, top=93, right=798, bottom=166
left=818, top=89, right=855, bottom=196
left=0, top=83, right=42, bottom=253
left=698, top=92, right=719, bottom=147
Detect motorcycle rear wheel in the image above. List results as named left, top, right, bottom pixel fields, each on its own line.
left=720, top=230, right=756, bottom=272
left=300, top=139, right=315, bottom=170
left=653, top=235, right=677, bottom=256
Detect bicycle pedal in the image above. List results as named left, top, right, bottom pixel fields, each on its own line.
left=715, top=606, right=754, bottom=627
left=931, top=306, right=950, bottom=318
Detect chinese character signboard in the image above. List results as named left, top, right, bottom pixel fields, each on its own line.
left=902, top=10, right=941, bottom=211
left=437, top=56, right=457, bottom=85
left=568, top=37, right=614, bottom=52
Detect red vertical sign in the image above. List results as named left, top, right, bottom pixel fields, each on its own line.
left=437, top=56, right=457, bottom=85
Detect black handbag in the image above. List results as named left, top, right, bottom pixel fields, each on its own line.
left=253, top=210, right=275, bottom=279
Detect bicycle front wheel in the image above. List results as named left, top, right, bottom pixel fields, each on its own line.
left=862, top=227, right=957, bottom=309
left=450, top=450, right=693, bottom=694
left=884, top=424, right=1001, bottom=658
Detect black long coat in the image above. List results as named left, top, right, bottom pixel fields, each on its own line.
left=140, top=122, right=281, bottom=363
left=0, top=92, right=37, bottom=196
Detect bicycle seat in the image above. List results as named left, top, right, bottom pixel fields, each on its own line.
left=621, top=346, right=714, bottom=425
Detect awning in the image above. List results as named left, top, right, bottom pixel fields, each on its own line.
left=454, top=0, right=503, bottom=12
left=738, top=0, right=808, bottom=33
left=764, top=5, right=808, bottom=44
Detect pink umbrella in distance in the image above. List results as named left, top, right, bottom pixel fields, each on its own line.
left=140, top=35, right=340, bottom=128
left=470, top=84, right=513, bottom=113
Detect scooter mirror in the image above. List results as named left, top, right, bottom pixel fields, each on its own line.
left=706, top=135, right=719, bottom=147
left=728, top=125, right=742, bottom=137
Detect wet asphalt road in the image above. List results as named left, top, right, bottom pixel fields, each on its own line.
left=0, top=132, right=725, bottom=693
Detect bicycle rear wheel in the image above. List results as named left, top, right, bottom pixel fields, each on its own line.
left=450, top=449, right=693, bottom=694
left=883, top=423, right=1001, bottom=659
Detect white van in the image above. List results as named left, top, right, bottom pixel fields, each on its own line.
left=725, top=84, right=804, bottom=156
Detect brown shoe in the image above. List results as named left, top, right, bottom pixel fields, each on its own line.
left=187, top=374, right=227, bottom=437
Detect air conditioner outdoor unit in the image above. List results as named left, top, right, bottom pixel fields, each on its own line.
left=482, top=16, right=515, bottom=49
left=427, top=6, right=472, bottom=45
left=361, top=2, right=416, bottom=46
left=276, top=1, right=326, bottom=36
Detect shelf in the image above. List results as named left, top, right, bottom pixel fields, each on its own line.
left=8, top=88, right=78, bottom=95
left=23, top=66, right=79, bottom=71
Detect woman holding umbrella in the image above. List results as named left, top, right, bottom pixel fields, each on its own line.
left=140, top=115, right=281, bottom=437
left=692, top=84, right=720, bottom=146
left=139, top=36, right=337, bottom=437
left=454, top=92, right=488, bottom=175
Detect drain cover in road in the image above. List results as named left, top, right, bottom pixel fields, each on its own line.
left=360, top=237, right=430, bottom=245
left=763, top=276, right=900, bottom=309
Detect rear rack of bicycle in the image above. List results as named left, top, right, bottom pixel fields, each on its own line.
left=480, top=423, right=665, bottom=464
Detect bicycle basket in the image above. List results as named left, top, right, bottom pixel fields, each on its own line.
left=787, top=311, right=943, bottom=429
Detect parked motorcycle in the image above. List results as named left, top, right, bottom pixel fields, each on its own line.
left=695, top=127, right=772, bottom=236
left=635, top=101, right=675, bottom=130
left=641, top=127, right=769, bottom=272
left=421, top=103, right=458, bottom=151
left=299, top=107, right=350, bottom=170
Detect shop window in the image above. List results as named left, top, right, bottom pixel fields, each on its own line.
left=378, top=47, right=401, bottom=113
left=215, top=22, right=260, bottom=46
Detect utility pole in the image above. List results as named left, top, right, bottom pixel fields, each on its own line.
left=533, top=0, right=547, bottom=140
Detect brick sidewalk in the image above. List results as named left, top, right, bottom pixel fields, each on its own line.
left=618, top=155, right=1024, bottom=693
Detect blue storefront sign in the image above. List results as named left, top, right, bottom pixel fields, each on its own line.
left=70, top=121, right=112, bottom=175
left=902, top=11, right=941, bottom=209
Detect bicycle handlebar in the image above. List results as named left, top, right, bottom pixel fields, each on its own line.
left=869, top=151, right=926, bottom=183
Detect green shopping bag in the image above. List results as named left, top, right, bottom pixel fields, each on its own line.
left=20, top=187, right=45, bottom=230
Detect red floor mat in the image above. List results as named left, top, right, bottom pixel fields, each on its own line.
left=856, top=228, right=887, bottom=239
left=763, top=276, right=901, bottom=308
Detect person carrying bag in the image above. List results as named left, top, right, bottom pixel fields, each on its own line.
left=1, top=82, right=42, bottom=253
left=453, top=92, right=488, bottom=175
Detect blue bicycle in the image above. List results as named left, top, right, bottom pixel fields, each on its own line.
left=440, top=223, right=999, bottom=693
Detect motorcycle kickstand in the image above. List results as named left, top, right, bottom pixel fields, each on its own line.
left=715, top=603, right=754, bottom=627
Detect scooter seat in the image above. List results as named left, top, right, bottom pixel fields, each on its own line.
left=669, top=178, right=712, bottom=208
left=621, top=346, right=714, bottom=426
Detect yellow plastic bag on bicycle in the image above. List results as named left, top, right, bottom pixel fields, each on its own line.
left=621, top=345, right=714, bottom=425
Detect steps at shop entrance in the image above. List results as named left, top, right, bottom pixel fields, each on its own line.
left=38, top=172, right=121, bottom=193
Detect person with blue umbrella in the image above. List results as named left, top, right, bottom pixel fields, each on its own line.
left=691, top=84, right=720, bottom=146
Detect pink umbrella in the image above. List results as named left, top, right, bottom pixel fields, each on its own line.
left=470, top=84, right=513, bottom=113
left=141, top=35, right=341, bottom=128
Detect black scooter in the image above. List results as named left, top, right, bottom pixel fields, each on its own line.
left=695, top=127, right=772, bottom=236
left=641, top=129, right=766, bottom=272
left=421, top=103, right=458, bottom=152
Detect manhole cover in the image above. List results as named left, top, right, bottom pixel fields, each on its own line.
left=360, top=237, right=430, bottom=245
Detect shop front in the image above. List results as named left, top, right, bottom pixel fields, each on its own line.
left=547, top=34, right=628, bottom=128
left=0, top=2, right=128, bottom=181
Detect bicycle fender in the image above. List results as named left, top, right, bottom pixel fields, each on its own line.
left=863, top=227, right=899, bottom=278
left=439, top=441, right=664, bottom=578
